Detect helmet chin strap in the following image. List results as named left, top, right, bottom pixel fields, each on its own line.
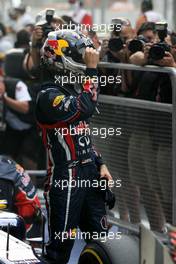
left=53, top=55, right=84, bottom=96
left=61, top=54, right=86, bottom=75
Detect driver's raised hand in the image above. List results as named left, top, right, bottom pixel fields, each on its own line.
left=83, top=47, right=100, bottom=69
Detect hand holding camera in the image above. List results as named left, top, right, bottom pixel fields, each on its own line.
left=129, top=22, right=176, bottom=67
left=32, top=9, right=55, bottom=48
left=40, top=9, right=55, bottom=38
left=31, top=26, right=44, bottom=47
left=154, top=52, right=176, bottom=67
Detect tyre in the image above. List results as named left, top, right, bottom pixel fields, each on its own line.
left=78, top=235, right=139, bottom=264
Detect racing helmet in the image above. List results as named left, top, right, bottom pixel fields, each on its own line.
left=41, top=29, right=94, bottom=76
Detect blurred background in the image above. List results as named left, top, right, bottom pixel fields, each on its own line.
left=0, top=0, right=175, bottom=30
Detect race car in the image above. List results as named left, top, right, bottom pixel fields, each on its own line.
left=0, top=230, right=43, bottom=264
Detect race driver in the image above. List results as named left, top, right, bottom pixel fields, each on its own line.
left=36, top=29, right=112, bottom=263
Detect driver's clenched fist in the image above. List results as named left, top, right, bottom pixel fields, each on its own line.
left=83, top=47, right=100, bottom=69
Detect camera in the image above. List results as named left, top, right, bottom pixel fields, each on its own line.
left=43, top=9, right=55, bottom=37
left=128, top=35, right=148, bottom=54
left=149, top=22, right=171, bottom=60
left=108, top=37, right=124, bottom=53
left=36, top=9, right=55, bottom=38
left=108, top=18, right=131, bottom=53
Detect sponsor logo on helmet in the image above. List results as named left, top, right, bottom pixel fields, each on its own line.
left=48, top=39, right=69, bottom=56
left=53, top=95, right=65, bottom=107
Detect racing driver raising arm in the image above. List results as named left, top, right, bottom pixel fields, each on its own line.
left=35, top=29, right=112, bottom=263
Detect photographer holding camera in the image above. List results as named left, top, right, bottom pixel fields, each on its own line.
left=129, top=22, right=174, bottom=102
left=100, top=18, right=135, bottom=96
left=130, top=22, right=176, bottom=69
left=26, top=9, right=64, bottom=73
left=101, top=18, right=134, bottom=64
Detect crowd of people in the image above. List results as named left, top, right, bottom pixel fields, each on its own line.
left=0, top=0, right=175, bottom=262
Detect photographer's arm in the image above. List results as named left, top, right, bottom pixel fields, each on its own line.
left=3, top=96, right=29, bottom=114
left=30, top=47, right=41, bottom=69
left=0, top=82, right=29, bottom=113
left=129, top=51, right=147, bottom=66
left=154, top=52, right=176, bottom=67
left=129, top=43, right=153, bottom=66
left=26, top=26, right=44, bottom=71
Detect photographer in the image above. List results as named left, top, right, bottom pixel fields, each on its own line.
left=100, top=18, right=135, bottom=96
left=0, top=77, right=37, bottom=168
left=130, top=22, right=176, bottom=69
left=137, top=22, right=157, bottom=43
left=129, top=22, right=174, bottom=101
left=36, top=29, right=113, bottom=263
left=101, top=18, right=135, bottom=64
left=26, top=9, right=64, bottom=72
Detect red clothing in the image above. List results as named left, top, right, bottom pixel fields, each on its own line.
left=81, top=14, right=93, bottom=27
left=0, top=158, right=41, bottom=232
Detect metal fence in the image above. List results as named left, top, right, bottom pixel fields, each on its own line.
left=91, top=62, right=176, bottom=231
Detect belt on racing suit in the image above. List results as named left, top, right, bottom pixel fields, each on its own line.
left=67, top=158, right=93, bottom=168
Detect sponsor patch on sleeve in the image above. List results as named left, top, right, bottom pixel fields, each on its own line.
left=53, top=95, right=65, bottom=107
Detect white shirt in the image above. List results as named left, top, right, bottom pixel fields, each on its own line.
left=5, top=81, right=32, bottom=130
left=145, top=11, right=163, bottom=23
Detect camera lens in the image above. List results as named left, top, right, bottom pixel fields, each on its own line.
left=128, top=39, right=143, bottom=54
left=108, top=38, right=124, bottom=52
left=149, top=45, right=165, bottom=60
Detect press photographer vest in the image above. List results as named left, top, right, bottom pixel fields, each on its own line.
left=4, top=77, right=34, bottom=125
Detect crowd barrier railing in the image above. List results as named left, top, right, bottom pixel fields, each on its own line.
left=97, top=62, right=176, bottom=227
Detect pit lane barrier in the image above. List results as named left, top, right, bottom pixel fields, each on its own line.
left=97, top=62, right=176, bottom=228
